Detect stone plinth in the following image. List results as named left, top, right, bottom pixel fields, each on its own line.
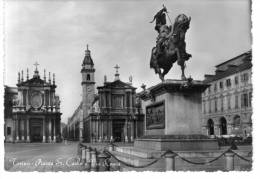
left=135, top=79, right=218, bottom=151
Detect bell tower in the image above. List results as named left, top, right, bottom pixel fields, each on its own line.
left=81, top=44, right=95, bottom=142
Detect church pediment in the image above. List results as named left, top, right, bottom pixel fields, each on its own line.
left=19, top=77, right=51, bottom=87
left=102, top=80, right=135, bottom=89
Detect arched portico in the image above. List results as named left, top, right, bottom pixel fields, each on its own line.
left=207, top=119, right=214, bottom=135
left=220, top=117, right=227, bottom=135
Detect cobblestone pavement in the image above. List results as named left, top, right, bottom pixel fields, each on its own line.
left=4, top=142, right=85, bottom=172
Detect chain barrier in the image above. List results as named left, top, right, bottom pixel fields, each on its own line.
left=77, top=142, right=252, bottom=170
left=232, top=150, right=252, bottom=163
left=168, top=149, right=228, bottom=165
left=103, top=149, right=165, bottom=169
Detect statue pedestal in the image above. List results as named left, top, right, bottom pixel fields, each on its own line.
left=135, top=79, right=218, bottom=151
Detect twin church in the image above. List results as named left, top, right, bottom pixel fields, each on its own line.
left=4, top=64, right=61, bottom=143
left=67, top=46, right=144, bottom=142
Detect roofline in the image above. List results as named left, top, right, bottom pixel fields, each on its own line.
left=215, top=50, right=251, bottom=68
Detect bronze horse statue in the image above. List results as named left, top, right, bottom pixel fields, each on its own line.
left=150, top=14, right=192, bottom=81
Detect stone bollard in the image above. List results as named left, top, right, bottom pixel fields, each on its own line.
left=77, top=144, right=82, bottom=158
left=125, top=136, right=128, bottom=143
left=84, top=147, right=91, bottom=171
left=98, top=151, right=110, bottom=171
left=108, top=143, right=114, bottom=152
left=90, top=149, right=98, bottom=171
left=81, top=147, right=86, bottom=164
left=225, top=150, right=235, bottom=171
left=165, top=152, right=177, bottom=171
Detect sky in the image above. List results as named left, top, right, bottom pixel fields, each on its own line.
left=4, top=0, right=251, bottom=123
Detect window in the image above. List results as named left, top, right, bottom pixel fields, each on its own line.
left=208, top=86, right=211, bottom=94
left=209, top=100, right=211, bottom=113
left=227, top=95, right=231, bottom=110
left=226, top=79, right=231, bottom=87
left=220, top=118, right=227, bottom=135
left=241, top=73, right=249, bottom=83
left=126, top=92, right=130, bottom=107
left=203, top=100, right=206, bottom=114
left=87, top=74, right=90, bottom=81
left=249, top=92, right=252, bottom=107
left=214, top=84, right=217, bottom=92
left=235, top=76, right=239, bottom=85
left=112, top=95, right=124, bottom=109
left=241, top=93, right=248, bottom=108
left=221, top=97, right=224, bottom=112
left=7, top=127, right=11, bottom=135
left=235, top=95, right=239, bottom=109
left=234, top=116, right=241, bottom=129
left=214, top=99, right=218, bottom=112
left=219, top=81, right=223, bottom=90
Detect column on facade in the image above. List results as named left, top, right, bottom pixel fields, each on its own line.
left=48, top=118, right=52, bottom=142
left=16, top=118, right=19, bottom=141
left=130, top=120, right=134, bottom=142
left=227, top=117, right=233, bottom=135
left=42, top=119, right=46, bottom=142
left=101, top=120, right=104, bottom=142
left=26, top=89, right=29, bottom=106
left=104, top=91, right=107, bottom=109
left=49, top=91, right=51, bottom=111
left=53, top=119, right=56, bottom=142
left=129, top=91, right=133, bottom=109
left=26, top=118, right=30, bottom=142
left=214, top=119, right=221, bottom=136
left=98, top=120, right=101, bottom=141
left=109, top=118, right=113, bottom=142
left=21, top=119, right=24, bottom=140
left=124, top=120, right=128, bottom=142
left=135, top=120, right=138, bottom=138
left=12, top=118, right=16, bottom=142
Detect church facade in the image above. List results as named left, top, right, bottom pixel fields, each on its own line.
left=4, top=64, right=61, bottom=143
left=74, top=46, right=144, bottom=142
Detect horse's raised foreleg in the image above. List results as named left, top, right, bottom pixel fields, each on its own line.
left=175, top=48, right=186, bottom=80
left=181, top=63, right=186, bottom=80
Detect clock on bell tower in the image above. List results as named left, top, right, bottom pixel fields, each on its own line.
left=81, top=44, right=95, bottom=142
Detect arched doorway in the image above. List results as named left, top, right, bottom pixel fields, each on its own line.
left=220, top=117, right=227, bottom=135
left=207, top=119, right=214, bottom=135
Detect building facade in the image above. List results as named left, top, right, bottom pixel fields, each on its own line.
left=86, top=71, right=144, bottom=143
left=202, top=50, right=252, bottom=137
left=67, top=102, right=83, bottom=141
left=4, top=86, right=18, bottom=142
left=66, top=46, right=144, bottom=142
left=5, top=64, right=62, bottom=143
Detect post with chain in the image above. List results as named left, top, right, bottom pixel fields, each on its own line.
left=225, top=150, right=235, bottom=171
left=98, top=150, right=110, bottom=171
left=165, top=152, right=177, bottom=171
left=84, top=147, right=91, bottom=171
left=90, top=148, right=98, bottom=171
left=108, top=143, right=114, bottom=151
left=81, top=146, right=86, bottom=164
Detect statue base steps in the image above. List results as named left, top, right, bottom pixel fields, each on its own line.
left=134, top=135, right=219, bottom=151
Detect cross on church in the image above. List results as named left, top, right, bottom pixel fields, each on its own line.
left=114, top=64, right=120, bottom=74
left=34, top=62, right=39, bottom=71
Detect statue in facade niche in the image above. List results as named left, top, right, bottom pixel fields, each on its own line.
left=150, top=5, right=192, bottom=81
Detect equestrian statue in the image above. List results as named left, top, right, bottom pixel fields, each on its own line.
left=150, top=5, right=192, bottom=81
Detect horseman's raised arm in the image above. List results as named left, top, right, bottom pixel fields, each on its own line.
left=166, top=25, right=175, bottom=38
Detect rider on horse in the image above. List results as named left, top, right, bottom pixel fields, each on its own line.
left=150, top=6, right=192, bottom=81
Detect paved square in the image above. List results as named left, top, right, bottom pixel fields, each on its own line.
left=4, top=142, right=85, bottom=172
